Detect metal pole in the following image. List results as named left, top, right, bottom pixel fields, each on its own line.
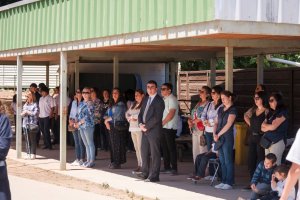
left=74, top=60, right=79, bottom=90
left=46, top=64, right=50, bottom=87
left=257, top=55, right=264, bottom=84
left=16, top=56, right=23, bottom=159
left=225, top=47, right=233, bottom=92
left=59, top=52, right=68, bottom=170
left=113, top=56, right=119, bottom=88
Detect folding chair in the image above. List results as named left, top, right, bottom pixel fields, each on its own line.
left=208, top=158, right=220, bottom=186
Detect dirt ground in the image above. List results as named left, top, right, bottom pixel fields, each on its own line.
left=7, top=158, right=152, bottom=200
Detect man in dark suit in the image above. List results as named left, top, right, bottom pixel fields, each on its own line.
left=138, top=80, right=165, bottom=182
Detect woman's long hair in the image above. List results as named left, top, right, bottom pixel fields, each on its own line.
left=109, top=87, right=123, bottom=107
left=130, top=89, right=144, bottom=110
left=212, top=85, right=223, bottom=109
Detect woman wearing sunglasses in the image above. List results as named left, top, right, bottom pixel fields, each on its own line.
left=261, top=93, right=288, bottom=165
left=74, top=87, right=95, bottom=168
left=188, top=86, right=211, bottom=162
left=244, top=91, right=269, bottom=183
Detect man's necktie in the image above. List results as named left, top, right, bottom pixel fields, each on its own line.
left=143, top=97, right=152, bottom=123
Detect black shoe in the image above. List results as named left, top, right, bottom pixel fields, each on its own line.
left=145, top=177, right=160, bottom=182
left=136, top=173, right=147, bottom=180
left=42, top=146, right=48, bottom=149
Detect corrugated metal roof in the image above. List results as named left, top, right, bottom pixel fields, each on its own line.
left=0, top=0, right=215, bottom=51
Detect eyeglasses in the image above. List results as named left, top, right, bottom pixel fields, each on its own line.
left=76, top=91, right=81, bottom=94
left=82, top=91, right=90, bottom=94
left=161, top=87, right=168, bottom=91
left=211, top=91, right=216, bottom=95
left=254, top=96, right=260, bottom=101
left=199, top=90, right=205, bottom=94
left=269, top=98, right=275, bottom=103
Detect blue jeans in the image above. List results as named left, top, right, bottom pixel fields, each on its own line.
left=218, top=133, right=234, bottom=186
left=80, top=126, right=95, bottom=162
left=0, top=162, right=11, bottom=200
left=72, top=130, right=85, bottom=160
left=205, top=131, right=214, bottom=151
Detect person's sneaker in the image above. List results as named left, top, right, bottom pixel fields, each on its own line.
left=30, top=154, right=36, bottom=160
left=221, top=184, right=233, bottom=190
left=82, top=161, right=89, bottom=167
left=160, top=169, right=172, bottom=174
left=204, top=176, right=214, bottom=181
left=170, top=170, right=178, bottom=176
left=187, top=175, right=196, bottom=180
left=85, top=162, right=95, bottom=168
left=70, top=160, right=80, bottom=166
left=78, top=160, right=84, bottom=166
left=214, top=183, right=225, bottom=189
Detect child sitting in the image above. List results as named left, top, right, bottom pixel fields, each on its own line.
left=261, top=165, right=296, bottom=200
left=250, top=153, right=277, bottom=200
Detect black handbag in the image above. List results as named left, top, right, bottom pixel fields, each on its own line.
left=26, top=123, right=39, bottom=132
left=260, top=135, right=273, bottom=149
left=114, top=121, right=129, bottom=131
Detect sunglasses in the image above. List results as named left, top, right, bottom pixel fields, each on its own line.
left=199, top=90, right=205, bottom=94
left=82, top=91, right=90, bottom=94
left=269, top=98, right=275, bottom=103
left=161, top=87, right=168, bottom=91
left=76, top=91, right=81, bottom=94
left=211, top=91, right=216, bottom=95
left=254, top=96, right=260, bottom=101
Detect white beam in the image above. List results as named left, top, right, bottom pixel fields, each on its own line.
left=16, top=56, right=23, bottom=159
left=59, top=51, right=68, bottom=170
left=225, top=47, right=233, bottom=92
left=74, top=60, right=79, bottom=90
left=113, top=56, right=119, bottom=88
left=46, top=64, right=49, bottom=87
left=209, top=58, right=217, bottom=87
left=257, top=55, right=264, bottom=84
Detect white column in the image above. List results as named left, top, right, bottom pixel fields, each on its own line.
left=209, top=58, right=216, bottom=87
left=225, top=47, right=233, bottom=92
left=257, top=55, right=264, bottom=84
left=16, top=56, right=23, bottom=159
left=59, top=52, right=68, bottom=170
left=113, top=56, right=119, bottom=88
left=74, top=60, right=79, bottom=90
left=46, top=64, right=50, bottom=87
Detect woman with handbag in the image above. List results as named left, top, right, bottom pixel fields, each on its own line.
left=244, top=91, right=269, bottom=185
left=104, top=88, right=127, bottom=169
left=261, top=93, right=288, bottom=166
left=74, top=87, right=95, bottom=168
left=68, top=89, right=85, bottom=166
left=188, top=86, right=211, bottom=162
left=201, top=85, right=223, bottom=151
left=21, top=91, right=39, bottom=160
left=126, top=89, right=145, bottom=173
left=213, top=90, right=237, bottom=190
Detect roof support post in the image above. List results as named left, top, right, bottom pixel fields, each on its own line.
left=170, top=62, right=178, bottom=95
left=209, top=58, right=217, bottom=87
left=257, top=54, right=264, bottom=84
left=16, top=55, right=23, bottom=159
left=46, top=64, right=49, bottom=87
left=59, top=51, right=67, bottom=170
left=165, top=63, right=170, bottom=83
left=225, top=47, right=233, bottom=92
left=74, top=60, right=79, bottom=90
left=113, top=56, right=119, bottom=88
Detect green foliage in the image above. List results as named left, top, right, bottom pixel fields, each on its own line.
left=180, top=53, right=300, bottom=71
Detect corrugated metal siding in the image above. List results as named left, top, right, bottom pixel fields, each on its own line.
left=215, top=0, right=300, bottom=24
left=0, top=65, right=59, bottom=88
left=0, top=0, right=215, bottom=51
